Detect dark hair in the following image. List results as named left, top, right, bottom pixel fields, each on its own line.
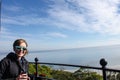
left=13, top=39, right=28, bottom=54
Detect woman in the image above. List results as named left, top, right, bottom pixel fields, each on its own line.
left=0, top=39, right=30, bottom=80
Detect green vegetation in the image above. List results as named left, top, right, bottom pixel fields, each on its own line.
left=28, top=63, right=103, bottom=80
left=29, top=64, right=120, bottom=80
left=29, top=63, right=120, bottom=80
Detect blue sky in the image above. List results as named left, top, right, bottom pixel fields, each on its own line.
left=1, top=0, right=120, bottom=51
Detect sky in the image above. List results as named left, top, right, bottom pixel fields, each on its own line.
left=1, top=0, right=120, bottom=52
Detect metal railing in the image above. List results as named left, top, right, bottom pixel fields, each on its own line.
left=29, top=58, right=120, bottom=80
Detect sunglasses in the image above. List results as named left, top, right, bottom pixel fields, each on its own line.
left=15, top=46, right=27, bottom=51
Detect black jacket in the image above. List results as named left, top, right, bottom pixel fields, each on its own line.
left=0, top=52, right=29, bottom=79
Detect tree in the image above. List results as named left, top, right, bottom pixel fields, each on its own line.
left=73, top=68, right=103, bottom=80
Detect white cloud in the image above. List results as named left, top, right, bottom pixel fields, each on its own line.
left=1, top=15, right=46, bottom=26
left=2, top=0, right=120, bottom=46
left=0, top=26, right=10, bottom=34
left=2, top=0, right=120, bottom=35
left=0, top=26, right=33, bottom=40
left=76, top=36, right=120, bottom=46
left=2, top=5, right=22, bottom=12
left=47, top=32, right=67, bottom=38
left=37, top=32, right=67, bottom=39
left=47, top=0, right=120, bottom=35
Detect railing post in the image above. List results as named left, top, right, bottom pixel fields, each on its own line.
left=35, top=57, right=39, bottom=77
left=100, top=58, right=107, bottom=80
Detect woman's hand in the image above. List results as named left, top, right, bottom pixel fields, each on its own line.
left=16, top=73, right=30, bottom=80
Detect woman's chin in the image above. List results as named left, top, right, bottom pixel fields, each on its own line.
left=17, top=54, right=24, bottom=57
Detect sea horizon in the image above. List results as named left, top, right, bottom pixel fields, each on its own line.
left=1, top=45, right=120, bottom=71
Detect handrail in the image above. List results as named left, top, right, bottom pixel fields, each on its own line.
left=29, top=61, right=120, bottom=72
left=29, top=58, right=120, bottom=80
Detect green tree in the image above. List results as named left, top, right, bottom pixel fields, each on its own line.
left=28, top=63, right=52, bottom=78
left=28, top=63, right=36, bottom=74
left=51, top=70, right=76, bottom=80
left=28, top=63, right=103, bottom=80
left=116, top=73, right=120, bottom=80
left=73, top=68, right=103, bottom=80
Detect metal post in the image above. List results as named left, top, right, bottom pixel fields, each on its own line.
left=35, top=57, right=39, bottom=77
left=100, top=58, right=107, bottom=80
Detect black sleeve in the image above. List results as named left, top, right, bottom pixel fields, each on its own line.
left=0, top=58, right=9, bottom=79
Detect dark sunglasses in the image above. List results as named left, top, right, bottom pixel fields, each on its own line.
left=15, top=46, right=27, bottom=51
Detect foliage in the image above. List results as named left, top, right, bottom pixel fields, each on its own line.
left=28, top=63, right=52, bottom=78
left=51, top=70, right=76, bottom=80
left=28, top=63, right=103, bottom=80
left=73, top=68, right=103, bottom=80
left=107, top=71, right=120, bottom=80
left=28, top=63, right=36, bottom=74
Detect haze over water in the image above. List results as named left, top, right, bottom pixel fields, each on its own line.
left=26, top=45, right=120, bottom=69
left=1, top=45, right=120, bottom=70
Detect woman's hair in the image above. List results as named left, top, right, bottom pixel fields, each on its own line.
left=13, top=39, right=28, bottom=54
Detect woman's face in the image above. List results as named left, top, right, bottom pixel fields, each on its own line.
left=15, top=42, right=27, bottom=58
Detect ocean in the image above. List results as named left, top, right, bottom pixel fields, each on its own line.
left=1, top=45, right=120, bottom=71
